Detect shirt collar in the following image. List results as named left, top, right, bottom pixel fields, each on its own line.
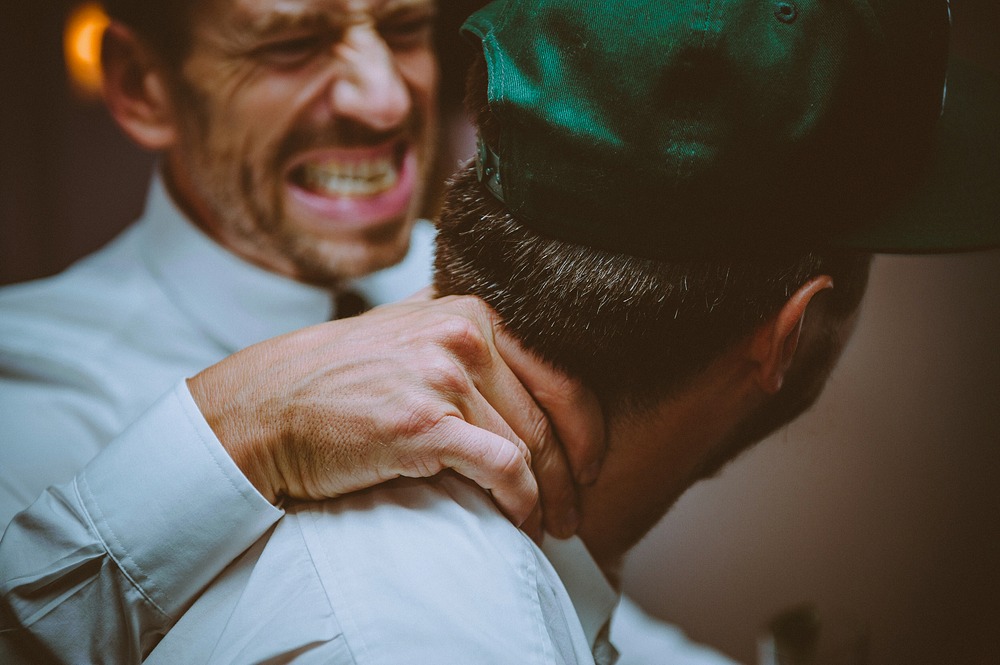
left=339, top=214, right=436, bottom=310
left=135, top=172, right=435, bottom=353
left=542, top=535, right=620, bottom=654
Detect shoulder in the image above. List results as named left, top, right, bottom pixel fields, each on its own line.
left=186, top=474, right=592, bottom=665
left=0, top=225, right=149, bottom=364
left=0, top=223, right=217, bottom=478
left=0, top=223, right=210, bottom=389
left=291, top=474, right=570, bottom=664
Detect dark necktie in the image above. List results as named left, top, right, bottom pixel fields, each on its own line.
left=592, top=620, right=619, bottom=665
left=332, top=289, right=371, bottom=320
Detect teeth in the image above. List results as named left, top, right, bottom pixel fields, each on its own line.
left=301, top=157, right=398, bottom=197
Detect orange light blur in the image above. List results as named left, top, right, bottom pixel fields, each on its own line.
left=64, top=3, right=110, bottom=99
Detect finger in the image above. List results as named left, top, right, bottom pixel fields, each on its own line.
left=494, top=329, right=607, bottom=485
left=420, top=297, right=582, bottom=536
left=438, top=303, right=580, bottom=538
left=450, top=374, right=578, bottom=538
left=461, top=334, right=581, bottom=539
left=532, top=434, right=580, bottom=540
left=431, top=416, right=539, bottom=526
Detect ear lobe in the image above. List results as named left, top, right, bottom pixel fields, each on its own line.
left=752, top=275, right=834, bottom=394
left=101, top=22, right=178, bottom=150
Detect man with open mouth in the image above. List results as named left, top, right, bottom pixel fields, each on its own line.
left=0, top=0, right=650, bottom=661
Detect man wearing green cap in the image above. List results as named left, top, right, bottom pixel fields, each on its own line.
left=82, top=0, right=995, bottom=662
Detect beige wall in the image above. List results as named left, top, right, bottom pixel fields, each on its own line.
left=622, top=252, right=1000, bottom=663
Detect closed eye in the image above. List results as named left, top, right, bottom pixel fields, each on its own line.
left=252, top=33, right=334, bottom=68
left=379, top=11, right=435, bottom=49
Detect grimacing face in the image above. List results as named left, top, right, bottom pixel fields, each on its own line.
left=163, top=0, right=439, bottom=285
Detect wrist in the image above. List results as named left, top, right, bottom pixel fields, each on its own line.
left=186, top=373, right=283, bottom=504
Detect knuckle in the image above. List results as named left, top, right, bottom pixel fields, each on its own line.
left=492, top=442, right=528, bottom=483
left=399, top=451, right=446, bottom=479
left=434, top=310, right=494, bottom=366
left=452, top=293, right=490, bottom=316
left=426, top=356, right=472, bottom=397
left=524, top=412, right=554, bottom=456
left=436, top=311, right=480, bottom=342
left=514, top=437, right=532, bottom=469
left=386, top=408, right=454, bottom=479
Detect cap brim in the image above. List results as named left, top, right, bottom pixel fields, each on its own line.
left=840, top=59, right=1000, bottom=253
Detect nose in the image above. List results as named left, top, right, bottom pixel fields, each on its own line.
left=329, top=27, right=411, bottom=132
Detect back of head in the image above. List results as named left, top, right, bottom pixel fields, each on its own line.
left=434, top=1, right=886, bottom=464
left=436, top=58, right=870, bottom=419
left=435, top=156, right=870, bottom=419
left=436, top=0, right=999, bottom=423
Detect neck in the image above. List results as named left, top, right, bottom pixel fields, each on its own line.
left=575, top=352, right=762, bottom=576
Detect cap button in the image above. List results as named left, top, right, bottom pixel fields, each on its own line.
left=774, top=1, right=798, bottom=23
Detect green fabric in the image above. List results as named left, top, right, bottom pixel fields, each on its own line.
left=463, top=0, right=999, bottom=256
left=837, top=60, right=1000, bottom=252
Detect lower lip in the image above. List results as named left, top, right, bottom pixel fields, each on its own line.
left=286, top=148, right=418, bottom=232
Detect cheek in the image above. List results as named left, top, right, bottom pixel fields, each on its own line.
left=399, top=51, right=439, bottom=116
left=186, top=63, right=296, bottom=141
left=203, top=86, right=300, bottom=174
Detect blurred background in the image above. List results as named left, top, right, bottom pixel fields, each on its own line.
left=2, top=1, right=998, bottom=663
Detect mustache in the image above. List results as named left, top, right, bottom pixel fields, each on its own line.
left=274, top=112, right=427, bottom=167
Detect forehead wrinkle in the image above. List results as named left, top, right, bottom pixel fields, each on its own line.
left=228, top=1, right=375, bottom=42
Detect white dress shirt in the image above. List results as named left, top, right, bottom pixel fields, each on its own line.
left=0, top=175, right=738, bottom=664
left=0, top=174, right=435, bottom=660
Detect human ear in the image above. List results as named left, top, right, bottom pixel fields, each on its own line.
left=101, top=22, right=178, bottom=150
left=751, top=275, right=834, bottom=394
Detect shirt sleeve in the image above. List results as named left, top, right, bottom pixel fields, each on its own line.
left=0, top=381, right=282, bottom=664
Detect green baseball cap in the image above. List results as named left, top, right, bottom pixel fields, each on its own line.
left=462, top=0, right=1000, bottom=257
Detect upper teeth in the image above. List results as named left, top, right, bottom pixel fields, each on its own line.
left=302, top=157, right=398, bottom=196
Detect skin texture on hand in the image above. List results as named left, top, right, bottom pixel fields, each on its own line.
left=187, top=291, right=606, bottom=539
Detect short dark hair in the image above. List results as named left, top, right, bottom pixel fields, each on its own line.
left=435, top=167, right=869, bottom=409
left=102, top=0, right=198, bottom=65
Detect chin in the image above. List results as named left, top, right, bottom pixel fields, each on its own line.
left=287, top=223, right=414, bottom=284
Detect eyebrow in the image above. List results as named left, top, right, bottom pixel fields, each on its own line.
left=233, top=9, right=337, bottom=42
left=232, top=0, right=435, bottom=42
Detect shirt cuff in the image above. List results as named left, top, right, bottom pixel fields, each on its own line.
left=74, top=380, right=283, bottom=618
